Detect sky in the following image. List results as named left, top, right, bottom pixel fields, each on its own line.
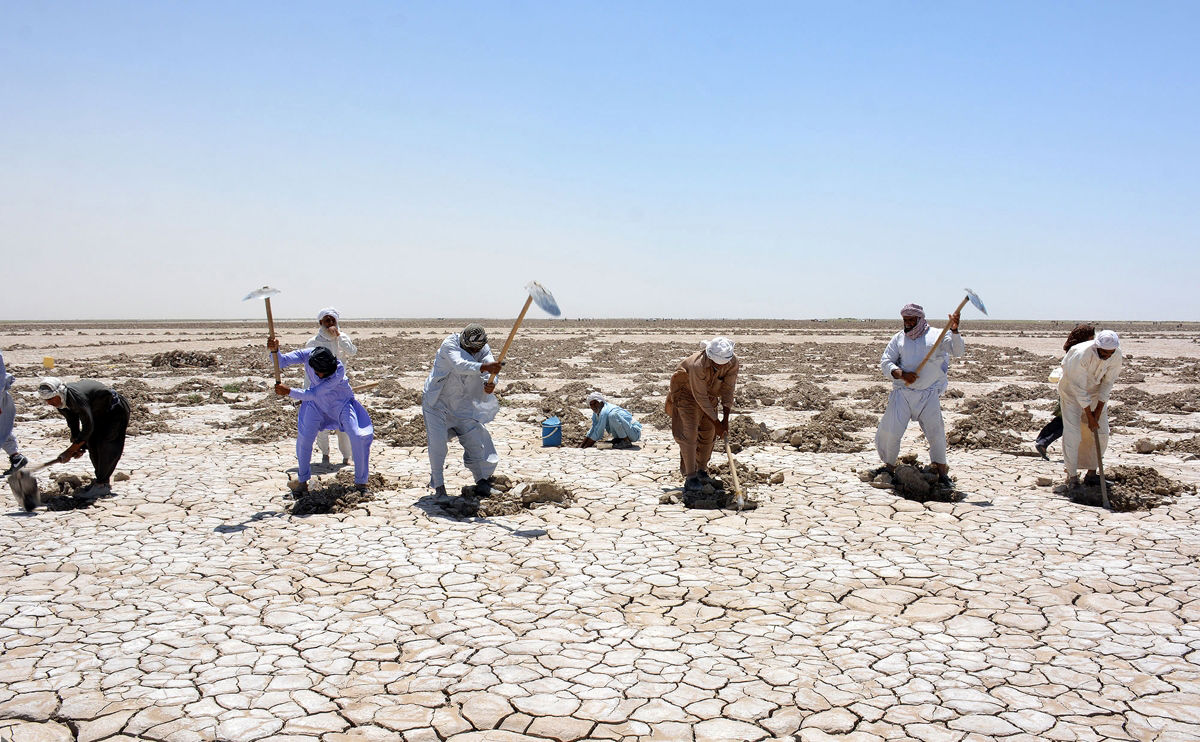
left=1, top=1, right=1197, bottom=321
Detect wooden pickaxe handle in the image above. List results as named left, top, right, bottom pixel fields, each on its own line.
left=265, top=297, right=282, bottom=385
left=1094, top=425, right=1110, bottom=509
left=487, top=294, right=533, bottom=385
left=909, top=295, right=970, bottom=383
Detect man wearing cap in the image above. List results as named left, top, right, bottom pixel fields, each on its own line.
left=875, top=303, right=964, bottom=488
left=422, top=325, right=504, bottom=496
left=268, top=338, right=374, bottom=495
left=579, top=392, right=642, bottom=450
left=38, top=377, right=131, bottom=497
left=1, top=349, right=28, bottom=476
left=1058, top=329, right=1123, bottom=487
left=666, top=337, right=739, bottom=493
left=306, top=307, right=359, bottom=467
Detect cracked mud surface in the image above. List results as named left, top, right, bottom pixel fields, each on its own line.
left=1, top=319, right=1199, bottom=741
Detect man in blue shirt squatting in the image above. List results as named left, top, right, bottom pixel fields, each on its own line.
left=422, top=324, right=505, bottom=498
left=875, top=302, right=963, bottom=489
left=267, top=338, right=374, bottom=496
left=578, top=392, right=642, bottom=450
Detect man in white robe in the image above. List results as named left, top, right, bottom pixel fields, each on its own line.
left=305, top=307, right=359, bottom=466
left=875, top=302, right=964, bottom=487
left=422, top=324, right=504, bottom=496
left=1058, top=330, right=1123, bottom=486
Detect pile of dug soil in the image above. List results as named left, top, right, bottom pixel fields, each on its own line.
left=27, top=473, right=104, bottom=511
left=1061, top=465, right=1193, bottom=511
left=853, top=385, right=891, bottom=412
left=859, top=457, right=960, bottom=503
left=947, top=397, right=1033, bottom=450
left=727, top=415, right=772, bottom=453
left=289, top=470, right=388, bottom=515
left=167, top=379, right=226, bottom=405
left=779, top=380, right=831, bottom=411
left=374, top=414, right=428, bottom=447
left=620, top=390, right=671, bottom=430
left=113, top=381, right=175, bottom=436
left=433, top=474, right=574, bottom=518
left=367, top=380, right=423, bottom=408
left=219, top=396, right=298, bottom=443
left=736, top=381, right=784, bottom=408
left=659, top=469, right=759, bottom=510
left=151, top=350, right=218, bottom=368
left=784, top=407, right=871, bottom=453
left=1116, top=388, right=1200, bottom=415
left=983, top=384, right=1050, bottom=402
left=1161, top=436, right=1200, bottom=456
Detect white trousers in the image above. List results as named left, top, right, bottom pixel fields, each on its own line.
left=875, top=385, right=948, bottom=466
left=1061, top=395, right=1107, bottom=477
left=423, top=405, right=499, bottom=488
left=315, top=430, right=352, bottom=463
left=0, top=390, right=17, bottom=456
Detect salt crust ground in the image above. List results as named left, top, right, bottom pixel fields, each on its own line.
left=1, top=320, right=1198, bottom=742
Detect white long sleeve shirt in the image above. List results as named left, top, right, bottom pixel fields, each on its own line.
left=880, top=327, right=965, bottom=391
left=1059, top=340, right=1123, bottom=408
left=422, top=334, right=499, bottom=422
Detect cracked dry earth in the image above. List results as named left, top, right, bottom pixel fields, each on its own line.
left=1, top=320, right=1199, bottom=742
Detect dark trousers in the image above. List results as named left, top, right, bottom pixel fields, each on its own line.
left=88, top=395, right=130, bottom=485
left=1036, top=416, right=1063, bottom=450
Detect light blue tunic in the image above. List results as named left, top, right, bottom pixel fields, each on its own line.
left=587, top=402, right=642, bottom=442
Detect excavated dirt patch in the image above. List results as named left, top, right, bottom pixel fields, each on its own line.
left=859, top=457, right=961, bottom=503
left=784, top=407, right=871, bottom=453
left=375, top=414, right=428, bottom=447
left=113, top=380, right=175, bottom=436
left=289, top=470, right=389, bottom=515
left=948, top=397, right=1034, bottom=450
left=151, top=350, right=218, bottom=368
left=1062, top=465, right=1193, bottom=511
left=659, top=466, right=760, bottom=510
left=1115, top=388, right=1200, bottom=414
left=433, top=475, right=575, bottom=518
left=219, top=396, right=299, bottom=443
left=727, top=415, right=772, bottom=453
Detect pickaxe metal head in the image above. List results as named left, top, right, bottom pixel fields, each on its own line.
left=964, top=288, right=988, bottom=316
left=243, top=286, right=281, bottom=302
left=525, top=281, right=561, bottom=317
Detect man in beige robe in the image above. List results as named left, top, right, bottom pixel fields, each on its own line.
left=665, top=337, right=738, bottom=493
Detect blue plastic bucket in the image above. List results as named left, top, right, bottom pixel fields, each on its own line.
left=542, top=416, right=562, bottom=447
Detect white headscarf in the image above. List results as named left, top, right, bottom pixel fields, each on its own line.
left=317, top=307, right=340, bottom=323
left=703, top=337, right=735, bottom=365
left=38, top=377, right=68, bottom=406
left=586, top=392, right=606, bottom=405
left=1095, top=330, right=1120, bottom=350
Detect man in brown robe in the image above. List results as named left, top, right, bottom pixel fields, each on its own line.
left=665, top=337, right=738, bottom=492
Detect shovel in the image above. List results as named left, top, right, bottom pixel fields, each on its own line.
left=1093, top=419, right=1111, bottom=509
left=487, top=281, right=562, bottom=386
left=910, top=288, right=988, bottom=383
left=724, top=437, right=746, bottom=511
left=242, top=285, right=283, bottom=384
left=7, top=458, right=58, bottom=513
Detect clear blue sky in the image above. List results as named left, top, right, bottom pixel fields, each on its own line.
left=2, top=1, right=1197, bottom=320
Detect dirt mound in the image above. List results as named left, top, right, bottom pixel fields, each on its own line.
left=1061, top=465, right=1192, bottom=511
left=167, top=379, right=225, bottom=405
left=151, top=350, right=218, bottom=368
left=727, top=415, right=772, bottom=453
left=525, top=384, right=594, bottom=444
left=432, top=475, right=575, bottom=518
left=219, top=396, right=298, bottom=443
left=113, top=381, right=174, bottom=436
left=659, top=469, right=759, bottom=510
left=859, top=457, right=960, bottom=503
left=496, top=380, right=538, bottom=395
left=780, top=380, right=831, bottom=411
left=376, top=414, right=428, bottom=447
left=621, top=389, right=671, bottom=430
left=289, top=470, right=388, bottom=515
left=1116, top=388, right=1200, bottom=414
left=367, top=380, right=422, bottom=407
left=784, top=407, right=871, bottom=453
left=853, top=385, right=891, bottom=412
left=1161, top=436, right=1200, bottom=456
left=947, top=397, right=1034, bottom=450
left=736, top=381, right=784, bottom=407
left=983, top=384, right=1050, bottom=402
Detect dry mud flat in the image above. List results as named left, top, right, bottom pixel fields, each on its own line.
left=0, top=319, right=1199, bottom=741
